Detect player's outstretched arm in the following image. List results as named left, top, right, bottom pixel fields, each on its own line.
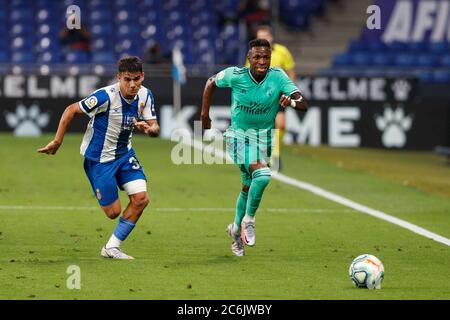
left=133, top=119, right=160, bottom=137
left=37, top=102, right=83, bottom=155
left=200, top=75, right=217, bottom=129
left=279, top=92, right=308, bottom=111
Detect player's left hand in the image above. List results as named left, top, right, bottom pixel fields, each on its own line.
left=279, top=94, right=292, bottom=108
left=133, top=119, right=159, bottom=136
left=133, top=119, right=148, bottom=132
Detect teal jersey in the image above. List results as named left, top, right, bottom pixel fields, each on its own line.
left=215, top=66, right=299, bottom=131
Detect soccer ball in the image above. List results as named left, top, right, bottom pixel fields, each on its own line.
left=348, top=254, right=385, bottom=289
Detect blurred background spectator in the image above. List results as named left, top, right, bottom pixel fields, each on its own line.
left=238, top=0, right=271, bottom=42
left=143, top=42, right=170, bottom=64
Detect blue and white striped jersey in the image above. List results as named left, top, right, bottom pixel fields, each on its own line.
left=78, top=82, right=156, bottom=163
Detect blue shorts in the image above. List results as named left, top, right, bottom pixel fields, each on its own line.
left=83, top=149, right=147, bottom=206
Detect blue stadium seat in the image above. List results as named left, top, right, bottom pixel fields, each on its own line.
left=407, top=41, right=427, bottom=52
left=0, top=51, right=9, bottom=63
left=65, top=51, right=89, bottom=63
left=389, top=41, right=407, bottom=52
left=285, top=14, right=310, bottom=30
left=308, top=0, right=325, bottom=16
left=416, top=54, right=438, bottom=67
left=91, top=24, right=114, bottom=37
left=90, top=10, right=113, bottom=23
left=12, top=52, right=35, bottom=63
left=348, top=39, right=367, bottom=52
left=333, top=53, right=351, bottom=66
left=37, top=24, right=60, bottom=39
left=36, top=8, right=54, bottom=24
left=10, top=37, right=34, bottom=51
left=10, top=9, right=34, bottom=22
left=141, top=0, right=162, bottom=9
left=352, top=52, right=372, bottom=66
left=433, top=71, right=450, bottom=83
left=372, top=53, right=394, bottom=66
left=428, top=42, right=448, bottom=54
left=11, top=0, right=29, bottom=9
left=417, top=71, right=434, bottom=83
left=367, top=40, right=388, bottom=52
left=92, top=52, right=116, bottom=64
left=62, top=0, right=86, bottom=8
left=440, top=54, right=450, bottom=67
left=92, top=38, right=113, bottom=52
left=0, top=9, right=7, bottom=21
left=394, top=53, right=416, bottom=67
left=38, top=52, right=61, bottom=63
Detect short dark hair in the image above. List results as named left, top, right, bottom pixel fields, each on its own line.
left=117, top=56, right=143, bottom=73
left=248, top=38, right=271, bottom=50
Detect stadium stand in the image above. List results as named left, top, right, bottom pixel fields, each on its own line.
left=0, top=0, right=326, bottom=71
left=326, top=38, right=450, bottom=83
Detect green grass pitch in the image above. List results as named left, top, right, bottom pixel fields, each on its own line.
left=0, top=133, right=449, bottom=299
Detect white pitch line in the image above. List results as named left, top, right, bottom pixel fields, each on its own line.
left=0, top=205, right=351, bottom=213
left=191, top=139, right=450, bottom=247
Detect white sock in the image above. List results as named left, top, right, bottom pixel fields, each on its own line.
left=242, top=214, right=255, bottom=224
left=105, top=234, right=122, bottom=249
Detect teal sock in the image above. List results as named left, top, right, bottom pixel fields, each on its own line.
left=233, top=191, right=248, bottom=230
left=246, top=167, right=271, bottom=217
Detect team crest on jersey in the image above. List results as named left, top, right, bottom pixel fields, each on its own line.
left=139, top=102, right=145, bottom=116
left=96, top=188, right=102, bottom=200
left=86, top=96, right=98, bottom=109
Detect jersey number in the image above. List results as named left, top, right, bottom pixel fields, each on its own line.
left=129, top=157, right=141, bottom=170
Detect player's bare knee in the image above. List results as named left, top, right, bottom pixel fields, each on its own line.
left=104, top=208, right=121, bottom=220
left=132, top=194, right=149, bottom=210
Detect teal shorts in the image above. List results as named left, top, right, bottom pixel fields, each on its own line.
left=224, top=129, right=272, bottom=183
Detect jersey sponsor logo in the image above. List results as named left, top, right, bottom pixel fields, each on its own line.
left=236, top=101, right=270, bottom=115
left=86, top=96, right=98, bottom=109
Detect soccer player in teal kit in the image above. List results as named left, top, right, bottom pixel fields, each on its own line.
left=201, top=39, right=308, bottom=256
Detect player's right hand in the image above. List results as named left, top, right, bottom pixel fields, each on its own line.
left=37, top=140, right=61, bottom=155
left=201, top=114, right=211, bottom=129
left=279, top=94, right=292, bottom=108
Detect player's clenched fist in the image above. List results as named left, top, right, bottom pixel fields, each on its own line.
left=279, top=94, right=292, bottom=108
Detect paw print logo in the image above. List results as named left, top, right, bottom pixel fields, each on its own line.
left=5, top=103, right=50, bottom=136
left=375, top=108, right=413, bottom=148
left=391, top=80, right=411, bottom=101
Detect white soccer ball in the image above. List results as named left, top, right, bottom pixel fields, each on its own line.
left=348, top=254, right=385, bottom=289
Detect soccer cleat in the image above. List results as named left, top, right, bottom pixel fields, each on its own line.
left=226, top=223, right=244, bottom=257
left=241, top=220, right=256, bottom=246
left=100, top=246, right=134, bottom=260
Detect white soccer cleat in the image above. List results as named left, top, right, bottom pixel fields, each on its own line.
left=226, top=223, right=244, bottom=257
left=241, top=220, right=256, bottom=246
left=100, top=246, right=134, bottom=260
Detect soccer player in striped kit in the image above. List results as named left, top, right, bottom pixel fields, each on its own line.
left=38, top=56, right=160, bottom=259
